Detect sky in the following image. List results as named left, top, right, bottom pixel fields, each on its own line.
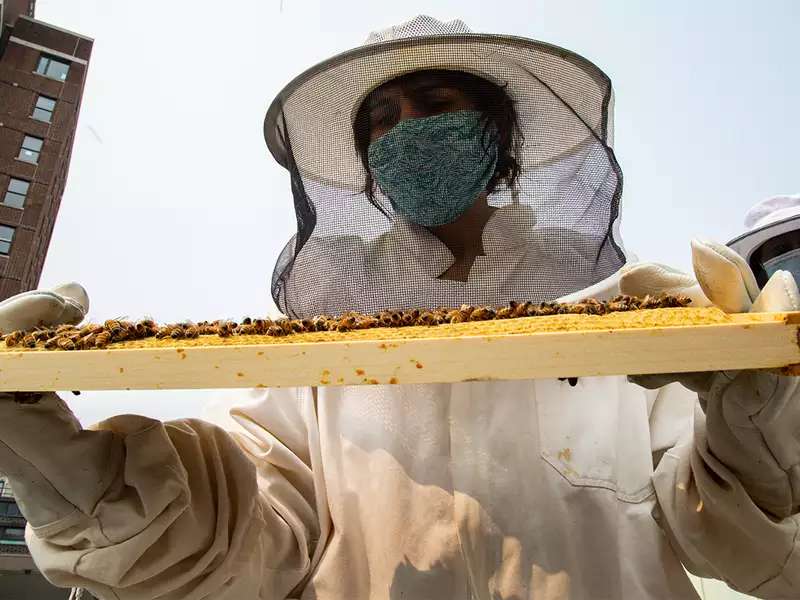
left=27, top=0, right=800, bottom=426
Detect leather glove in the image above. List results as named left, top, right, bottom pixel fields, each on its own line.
left=0, top=282, right=113, bottom=529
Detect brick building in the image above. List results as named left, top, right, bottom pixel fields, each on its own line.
left=0, top=2, right=94, bottom=595
left=0, top=0, right=92, bottom=301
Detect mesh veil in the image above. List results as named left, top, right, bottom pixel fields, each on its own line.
left=265, top=27, right=626, bottom=319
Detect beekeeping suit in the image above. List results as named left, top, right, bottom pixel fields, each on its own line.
left=2, top=16, right=800, bottom=600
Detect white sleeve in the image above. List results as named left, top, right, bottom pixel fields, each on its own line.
left=0, top=390, right=325, bottom=599
left=647, top=372, right=800, bottom=598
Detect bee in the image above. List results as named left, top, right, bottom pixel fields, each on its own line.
left=444, top=309, right=465, bottom=324
left=529, top=303, right=556, bottom=317
left=79, top=324, right=104, bottom=338
left=401, top=309, right=420, bottom=326
left=242, top=317, right=252, bottom=325
left=267, top=324, right=286, bottom=336
left=583, top=301, right=606, bottom=315
left=21, top=334, right=36, bottom=348
left=121, top=321, right=138, bottom=340
left=556, top=303, right=576, bottom=314
left=55, top=324, right=76, bottom=334
left=237, top=323, right=257, bottom=335
left=44, top=335, right=61, bottom=349
left=607, top=295, right=635, bottom=312
left=3, top=330, right=25, bottom=347
left=377, top=311, right=394, bottom=327
left=511, top=301, right=531, bottom=318
left=134, top=320, right=156, bottom=337
left=184, top=325, right=200, bottom=339
left=416, top=311, right=438, bottom=326
left=469, top=306, right=495, bottom=321
left=458, top=304, right=475, bottom=319
left=219, top=321, right=238, bottom=337
left=290, top=320, right=306, bottom=334
left=199, top=323, right=218, bottom=335
left=560, top=303, right=592, bottom=315
left=77, top=333, right=97, bottom=350
left=336, top=315, right=357, bottom=332
left=270, top=319, right=291, bottom=335
left=253, top=319, right=271, bottom=334
left=32, top=329, right=51, bottom=343
left=356, top=316, right=379, bottom=329
left=671, top=295, right=692, bottom=308
left=104, top=320, right=123, bottom=336
left=311, top=316, right=330, bottom=331
left=578, top=299, right=606, bottom=315
left=57, top=337, right=76, bottom=351
left=94, top=331, right=112, bottom=349
left=495, top=306, right=514, bottom=319
left=155, top=326, right=173, bottom=339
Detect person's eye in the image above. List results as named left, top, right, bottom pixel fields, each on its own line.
left=419, top=94, right=456, bottom=114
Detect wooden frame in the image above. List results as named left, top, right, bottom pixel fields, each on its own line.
left=1, top=308, right=799, bottom=391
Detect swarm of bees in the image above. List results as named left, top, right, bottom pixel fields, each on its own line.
left=1, top=294, right=691, bottom=351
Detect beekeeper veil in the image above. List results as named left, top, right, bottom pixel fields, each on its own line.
left=264, top=15, right=627, bottom=318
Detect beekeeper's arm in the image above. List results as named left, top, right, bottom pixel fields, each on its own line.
left=623, top=243, right=800, bottom=598
left=0, top=287, right=323, bottom=599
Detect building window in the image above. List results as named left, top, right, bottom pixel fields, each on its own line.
left=0, top=503, right=21, bottom=517
left=35, top=55, right=70, bottom=81
left=18, top=135, right=43, bottom=164
left=0, top=225, right=15, bottom=255
left=2, top=527, right=24, bottom=538
left=0, top=526, right=26, bottom=545
left=3, top=178, right=29, bottom=209
left=32, top=95, right=56, bottom=123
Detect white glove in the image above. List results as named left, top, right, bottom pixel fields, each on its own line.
left=619, top=239, right=799, bottom=314
left=0, top=282, right=89, bottom=333
left=620, top=239, right=799, bottom=391
left=621, top=240, right=800, bottom=506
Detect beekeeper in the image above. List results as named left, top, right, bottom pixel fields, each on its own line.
left=1, top=15, right=799, bottom=600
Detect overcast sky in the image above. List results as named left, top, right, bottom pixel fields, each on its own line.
left=29, top=0, right=800, bottom=426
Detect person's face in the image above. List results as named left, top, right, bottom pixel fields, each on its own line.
left=365, top=73, right=476, bottom=142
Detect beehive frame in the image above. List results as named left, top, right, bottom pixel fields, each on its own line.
left=1, top=307, right=798, bottom=391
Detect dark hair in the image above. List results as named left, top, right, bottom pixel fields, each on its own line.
left=353, top=69, right=522, bottom=213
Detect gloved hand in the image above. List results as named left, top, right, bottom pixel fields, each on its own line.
left=628, top=243, right=800, bottom=596
left=0, top=283, right=115, bottom=529
left=619, top=239, right=799, bottom=315
left=0, top=282, right=89, bottom=333
left=620, top=239, right=799, bottom=389
left=623, top=241, right=800, bottom=520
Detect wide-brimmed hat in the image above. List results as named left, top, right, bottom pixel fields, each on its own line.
left=263, top=14, right=616, bottom=191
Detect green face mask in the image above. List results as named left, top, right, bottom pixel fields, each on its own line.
left=367, top=110, right=499, bottom=227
